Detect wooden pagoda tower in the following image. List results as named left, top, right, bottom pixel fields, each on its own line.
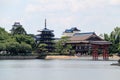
left=36, top=19, right=55, bottom=52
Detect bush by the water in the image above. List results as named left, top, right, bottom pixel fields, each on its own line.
left=0, top=42, right=32, bottom=56
left=0, top=27, right=34, bottom=56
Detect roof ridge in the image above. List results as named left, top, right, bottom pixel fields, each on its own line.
left=73, top=32, right=95, bottom=36
left=79, top=32, right=95, bottom=34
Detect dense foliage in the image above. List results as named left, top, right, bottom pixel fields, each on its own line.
left=0, top=27, right=35, bottom=56
left=104, top=27, right=120, bottom=53
left=55, top=36, right=75, bottom=55
left=36, top=43, right=48, bottom=56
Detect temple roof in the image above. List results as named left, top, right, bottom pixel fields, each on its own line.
left=12, top=22, right=22, bottom=26
left=69, top=32, right=103, bottom=41
left=64, top=27, right=80, bottom=33
left=67, top=40, right=112, bottom=45
left=73, top=32, right=95, bottom=36
left=67, top=32, right=112, bottom=45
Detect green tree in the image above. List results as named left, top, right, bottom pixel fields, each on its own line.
left=0, top=26, right=34, bottom=56
left=55, top=36, right=74, bottom=55
left=0, top=43, right=6, bottom=55
left=118, top=43, right=120, bottom=53
left=55, top=36, right=69, bottom=54
left=38, top=43, right=47, bottom=53
left=61, top=44, right=73, bottom=55
left=14, top=34, right=35, bottom=48
left=55, top=40, right=64, bottom=54
left=35, top=43, right=48, bottom=59
left=6, top=42, right=20, bottom=55
left=104, top=33, right=109, bottom=41
left=0, top=27, right=11, bottom=43
left=5, top=42, right=32, bottom=56
left=104, top=27, right=120, bottom=53
left=19, top=43, right=32, bottom=55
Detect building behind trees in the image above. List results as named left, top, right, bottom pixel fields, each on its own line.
left=11, top=22, right=27, bottom=35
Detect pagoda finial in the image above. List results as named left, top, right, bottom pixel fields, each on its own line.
left=45, top=19, right=47, bottom=29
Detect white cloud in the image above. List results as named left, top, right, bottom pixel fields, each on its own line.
left=109, top=0, right=120, bottom=5
left=24, top=0, right=120, bottom=29
left=0, top=0, right=21, bottom=5
left=1, top=0, right=120, bottom=37
left=50, top=16, right=76, bottom=26
left=25, top=4, right=65, bottom=13
left=25, top=0, right=68, bottom=13
left=25, top=0, right=117, bottom=14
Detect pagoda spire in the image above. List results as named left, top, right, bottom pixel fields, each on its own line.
left=45, top=19, right=47, bottom=29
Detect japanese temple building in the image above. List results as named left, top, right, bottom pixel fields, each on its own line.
left=63, top=27, right=80, bottom=37
left=11, top=22, right=26, bottom=35
left=64, top=27, right=112, bottom=60
left=36, top=19, right=55, bottom=52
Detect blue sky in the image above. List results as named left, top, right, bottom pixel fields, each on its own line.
left=0, top=0, right=120, bottom=38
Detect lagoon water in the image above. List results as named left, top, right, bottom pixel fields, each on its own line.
left=0, top=59, right=120, bottom=80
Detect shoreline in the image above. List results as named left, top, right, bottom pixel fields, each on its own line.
left=0, top=55, right=119, bottom=61
left=0, top=56, right=38, bottom=60
left=46, top=55, right=119, bottom=61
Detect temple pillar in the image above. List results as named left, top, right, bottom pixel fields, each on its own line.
left=103, top=45, right=109, bottom=60
left=92, top=45, right=98, bottom=60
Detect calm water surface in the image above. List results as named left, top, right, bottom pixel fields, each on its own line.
left=0, top=59, right=120, bottom=80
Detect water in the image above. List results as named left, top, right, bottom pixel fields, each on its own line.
left=0, top=59, right=120, bottom=80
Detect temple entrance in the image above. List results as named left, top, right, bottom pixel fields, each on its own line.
left=92, top=44, right=109, bottom=60
left=65, top=32, right=112, bottom=60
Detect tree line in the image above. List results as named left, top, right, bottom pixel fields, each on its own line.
left=0, top=23, right=119, bottom=56
left=0, top=23, right=74, bottom=56
left=0, top=25, right=35, bottom=56
left=104, top=27, right=120, bottom=54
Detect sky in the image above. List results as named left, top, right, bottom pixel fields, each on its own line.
left=0, top=0, right=120, bottom=38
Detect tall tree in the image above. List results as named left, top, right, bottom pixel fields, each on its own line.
left=14, top=34, right=35, bottom=48
left=55, top=36, right=74, bottom=55
left=104, top=27, right=120, bottom=53
left=0, top=27, right=11, bottom=42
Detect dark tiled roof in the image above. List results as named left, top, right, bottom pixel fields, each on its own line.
left=70, top=32, right=95, bottom=41
left=67, top=41, right=89, bottom=44
left=67, top=32, right=112, bottom=45
left=12, top=22, right=22, bottom=26
left=69, top=36, right=90, bottom=41
left=73, top=32, right=95, bottom=36
left=67, top=40, right=112, bottom=45
left=64, top=27, right=80, bottom=33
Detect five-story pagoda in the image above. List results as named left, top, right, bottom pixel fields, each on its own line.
left=36, top=19, right=55, bottom=52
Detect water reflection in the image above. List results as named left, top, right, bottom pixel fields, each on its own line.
left=0, top=60, right=120, bottom=80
